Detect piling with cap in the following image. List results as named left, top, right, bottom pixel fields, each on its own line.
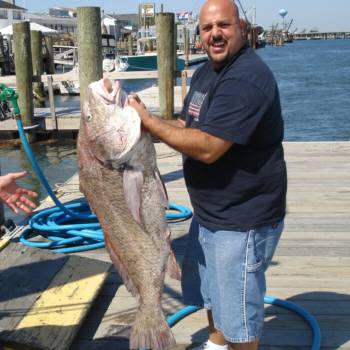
left=77, top=7, right=103, bottom=109
left=156, top=12, right=175, bottom=120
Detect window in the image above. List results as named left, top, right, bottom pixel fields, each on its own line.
left=13, top=10, right=22, bottom=20
left=0, top=10, right=8, bottom=19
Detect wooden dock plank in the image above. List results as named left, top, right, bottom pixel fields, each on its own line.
left=0, top=244, right=69, bottom=333
left=0, top=244, right=110, bottom=350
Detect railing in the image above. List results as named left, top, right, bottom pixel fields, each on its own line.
left=49, top=69, right=193, bottom=128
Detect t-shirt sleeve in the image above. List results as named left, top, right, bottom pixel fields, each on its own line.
left=200, top=78, right=271, bottom=145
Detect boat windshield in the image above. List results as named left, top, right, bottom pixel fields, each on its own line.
left=105, top=53, right=115, bottom=59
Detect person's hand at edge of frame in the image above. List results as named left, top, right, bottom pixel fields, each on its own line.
left=0, top=171, right=38, bottom=214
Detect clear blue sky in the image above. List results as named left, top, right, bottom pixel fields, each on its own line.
left=17, top=0, right=350, bottom=32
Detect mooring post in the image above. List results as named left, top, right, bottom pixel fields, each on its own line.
left=13, top=21, right=36, bottom=143
left=156, top=12, right=175, bottom=120
left=31, top=30, right=45, bottom=105
left=128, top=34, right=133, bottom=56
left=44, top=35, right=55, bottom=74
left=77, top=7, right=103, bottom=109
left=184, top=27, right=189, bottom=68
left=47, top=75, right=57, bottom=130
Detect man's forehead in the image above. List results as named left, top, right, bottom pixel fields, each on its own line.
left=199, top=0, right=238, bottom=23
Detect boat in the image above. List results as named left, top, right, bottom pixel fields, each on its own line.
left=58, top=80, right=80, bottom=95
left=59, top=34, right=129, bottom=95
left=124, top=37, right=187, bottom=71
left=102, top=54, right=129, bottom=72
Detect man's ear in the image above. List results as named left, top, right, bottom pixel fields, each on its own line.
left=240, top=18, right=248, bottom=40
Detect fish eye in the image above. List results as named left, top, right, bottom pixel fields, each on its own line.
left=86, top=114, right=93, bottom=122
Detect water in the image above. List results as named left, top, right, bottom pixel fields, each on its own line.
left=1, top=39, right=349, bottom=224
left=257, top=40, right=350, bottom=141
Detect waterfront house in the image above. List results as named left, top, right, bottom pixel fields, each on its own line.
left=0, top=0, right=26, bottom=30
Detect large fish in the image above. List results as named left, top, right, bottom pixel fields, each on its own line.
left=77, top=78, right=180, bottom=350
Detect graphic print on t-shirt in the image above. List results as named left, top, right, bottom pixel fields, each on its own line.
left=188, top=91, right=206, bottom=121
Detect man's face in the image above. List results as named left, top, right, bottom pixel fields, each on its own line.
left=199, top=1, right=244, bottom=69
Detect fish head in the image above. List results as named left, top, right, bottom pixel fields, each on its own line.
left=81, top=78, right=141, bottom=166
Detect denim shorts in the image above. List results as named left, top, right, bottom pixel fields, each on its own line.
left=181, top=218, right=284, bottom=343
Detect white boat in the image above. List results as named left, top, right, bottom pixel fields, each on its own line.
left=58, top=80, right=80, bottom=95
left=59, top=33, right=129, bottom=95
left=102, top=54, right=129, bottom=72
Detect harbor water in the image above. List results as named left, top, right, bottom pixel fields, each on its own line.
left=1, top=39, right=349, bottom=224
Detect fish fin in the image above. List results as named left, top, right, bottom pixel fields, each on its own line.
left=167, top=251, right=181, bottom=281
left=154, top=168, right=169, bottom=208
left=104, top=234, right=139, bottom=297
left=165, top=228, right=182, bottom=280
left=123, top=169, right=143, bottom=224
left=130, top=305, right=176, bottom=350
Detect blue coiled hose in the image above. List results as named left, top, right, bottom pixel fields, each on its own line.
left=16, top=119, right=321, bottom=349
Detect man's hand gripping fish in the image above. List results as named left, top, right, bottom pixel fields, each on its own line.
left=77, top=78, right=181, bottom=350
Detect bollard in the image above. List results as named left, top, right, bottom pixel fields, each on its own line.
left=156, top=12, right=175, bottom=120
left=128, top=34, right=133, bottom=56
left=13, top=21, right=36, bottom=143
left=184, top=28, right=189, bottom=68
left=77, top=7, right=103, bottom=109
left=31, top=30, right=45, bottom=106
left=44, top=35, right=55, bottom=74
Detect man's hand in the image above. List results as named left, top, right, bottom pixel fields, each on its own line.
left=128, top=94, right=186, bottom=129
left=0, top=171, right=38, bottom=214
left=128, top=94, right=152, bottom=130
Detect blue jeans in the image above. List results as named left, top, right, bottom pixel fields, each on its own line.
left=181, top=218, right=284, bottom=343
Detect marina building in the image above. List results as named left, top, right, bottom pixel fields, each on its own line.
left=0, top=0, right=26, bottom=30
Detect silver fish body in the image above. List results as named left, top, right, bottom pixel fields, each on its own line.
left=77, top=79, right=180, bottom=350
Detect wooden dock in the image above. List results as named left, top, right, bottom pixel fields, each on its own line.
left=0, top=141, right=349, bottom=349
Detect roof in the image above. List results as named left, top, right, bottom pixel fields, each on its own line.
left=0, top=21, right=58, bottom=35
left=108, top=13, right=138, bottom=22
left=0, top=0, right=26, bottom=10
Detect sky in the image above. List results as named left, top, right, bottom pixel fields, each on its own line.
left=16, top=0, right=350, bottom=32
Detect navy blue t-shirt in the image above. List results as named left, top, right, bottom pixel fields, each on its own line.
left=181, top=45, right=287, bottom=231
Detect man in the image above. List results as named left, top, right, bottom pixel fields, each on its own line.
left=0, top=171, right=38, bottom=214
left=129, top=0, right=287, bottom=349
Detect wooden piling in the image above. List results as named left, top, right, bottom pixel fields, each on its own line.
left=44, top=35, right=55, bottom=74
left=184, top=27, right=189, bottom=68
left=128, top=34, right=133, bottom=56
left=47, top=75, right=57, bottom=130
left=12, top=21, right=35, bottom=143
left=77, top=7, right=103, bottom=109
left=155, top=12, right=175, bottom=120
left=30, top=30, right=45, bottom=104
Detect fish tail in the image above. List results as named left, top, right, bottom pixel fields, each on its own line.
left=129, top=305, right=175, bottom=350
